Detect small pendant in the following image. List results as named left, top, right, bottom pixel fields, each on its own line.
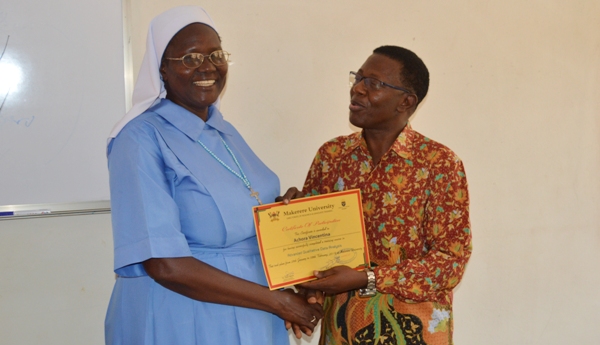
left=249, top=187, right=262, bottom=205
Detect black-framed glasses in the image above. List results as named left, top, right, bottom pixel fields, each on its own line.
left=349, top=71, right=411, bottom=93
left=166, top=50, right=230, bottom=68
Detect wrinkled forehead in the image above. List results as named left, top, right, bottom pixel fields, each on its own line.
left=359, top=54, right=404, bottom=83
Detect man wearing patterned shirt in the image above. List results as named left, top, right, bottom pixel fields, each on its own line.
left=299, top=46, right=472, bottom=345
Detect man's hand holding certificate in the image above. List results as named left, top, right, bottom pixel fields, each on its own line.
left=253, top=189, right=370, bottom=290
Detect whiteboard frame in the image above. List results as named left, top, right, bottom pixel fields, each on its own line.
left=0, top=200, right=110, bottom=221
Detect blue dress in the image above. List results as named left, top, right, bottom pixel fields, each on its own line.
left=105, top=99, right=288, bottom=345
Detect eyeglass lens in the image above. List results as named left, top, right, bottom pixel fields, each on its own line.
left=182, top=51, right=229, bottom=68
left=349, top=73, right=381, bottom=91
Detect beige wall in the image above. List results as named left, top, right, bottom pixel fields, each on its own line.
left=128, top=1, right=600, bottom=344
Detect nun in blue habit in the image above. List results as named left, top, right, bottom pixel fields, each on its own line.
left=104, top=6, right=322, bottom=345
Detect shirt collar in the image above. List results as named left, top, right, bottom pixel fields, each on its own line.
left=345, top=123, right=415, bottom=160
left=151, top=99, right=233, bottom=141
left=388, top=123, right=415, bottom=159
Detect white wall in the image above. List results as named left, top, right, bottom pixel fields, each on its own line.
left=0, top=214, right=114, bottom=344
left=1, top=0, right=598, bottom=344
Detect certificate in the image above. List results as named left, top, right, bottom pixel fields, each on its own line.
left=253, top=189, right=369, bottom=290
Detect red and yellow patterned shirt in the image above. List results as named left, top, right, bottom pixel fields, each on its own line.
left=303, top=124, right=472, bottom=345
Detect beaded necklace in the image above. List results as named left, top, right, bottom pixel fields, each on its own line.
left=196, top=133, right=262, bottom=205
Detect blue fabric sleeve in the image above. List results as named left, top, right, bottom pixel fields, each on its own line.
left=108, top=121, right=192, bottom=277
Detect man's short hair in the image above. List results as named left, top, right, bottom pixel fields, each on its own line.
left=373, top=46, right=429, bottom=106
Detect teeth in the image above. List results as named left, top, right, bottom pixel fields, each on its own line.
left=194, top=80, right=216, bottom=87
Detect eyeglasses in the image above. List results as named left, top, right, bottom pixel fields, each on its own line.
left=349, top=71, right=411, bottom=93
left=165, top=50, right=230, bottom=69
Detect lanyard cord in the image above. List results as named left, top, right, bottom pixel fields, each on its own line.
left=196, top=133, right=262, bottom=204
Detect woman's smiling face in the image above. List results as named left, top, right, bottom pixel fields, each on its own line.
left=160, top=23, right=227, bottom=120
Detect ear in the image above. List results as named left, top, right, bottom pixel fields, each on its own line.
left=396, top=93, right=418, bottom=113
left=159, top=60, right=168, bottom=83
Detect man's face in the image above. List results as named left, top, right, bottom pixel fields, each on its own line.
left=349, top=54, right=410, bottom=130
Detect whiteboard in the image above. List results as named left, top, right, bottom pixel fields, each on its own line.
left=0, top=0, right=125, bottom=206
